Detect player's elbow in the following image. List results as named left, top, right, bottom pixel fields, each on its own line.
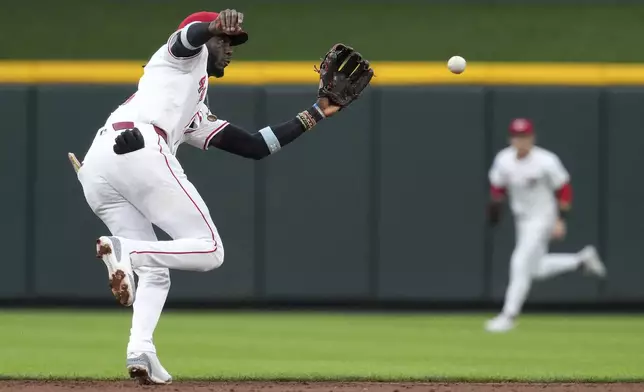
left=246, top=140, right=271, bottom=160
left=242, top=135, right=271, bottom=160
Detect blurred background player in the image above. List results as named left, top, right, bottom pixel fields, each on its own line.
left=485, top=118, right=607, bottom=333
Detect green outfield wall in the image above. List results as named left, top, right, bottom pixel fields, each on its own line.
left=0, top=84, right=642, bottom=307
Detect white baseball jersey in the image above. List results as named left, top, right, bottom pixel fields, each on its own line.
left=104, top=22, right=229, bottom=155
left=489, top=146, right=569, bottom=220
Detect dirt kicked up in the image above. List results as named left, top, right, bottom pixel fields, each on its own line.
left=1, top=381, right=644, bottom=392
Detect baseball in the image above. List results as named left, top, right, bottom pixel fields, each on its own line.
left=447, top=56, right=466, bottom=74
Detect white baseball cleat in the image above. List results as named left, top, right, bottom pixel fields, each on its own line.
left=127, top=352, right=173, bottom=385
left=96, top=236, right=136, bottom=306
left=579, top=245, right=606, bottom=278
left=484, top=314, right=516, bottom=333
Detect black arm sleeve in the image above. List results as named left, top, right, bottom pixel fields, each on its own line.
left=210, top=118, right=306, bottom=160
left=169, top=22, right=214, bottom=58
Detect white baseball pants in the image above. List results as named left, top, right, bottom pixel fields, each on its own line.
left=501, top=217, right=582, bottom=317
left=78, top=122, right=224, bottom=353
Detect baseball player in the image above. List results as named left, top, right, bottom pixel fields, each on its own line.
left=485, top=118, right=606, bottom=333
left=73, top=10, right=373, bottom=384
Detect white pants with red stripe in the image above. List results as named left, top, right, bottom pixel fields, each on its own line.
left=78, top=122, right=224, bottom=353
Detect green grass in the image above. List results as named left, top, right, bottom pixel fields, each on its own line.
left=1, top=310, right=643, bottom=382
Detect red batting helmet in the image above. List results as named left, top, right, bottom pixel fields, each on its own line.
left=177, top=11, right=248, bottom=46
left=508, top=118, right=534, bottom=136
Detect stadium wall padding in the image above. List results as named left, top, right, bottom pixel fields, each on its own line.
left=3, top=84, right=643, bottom=305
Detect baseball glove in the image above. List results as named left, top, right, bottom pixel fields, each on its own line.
left=316, top=44, right=374, bottom=109
left=487, top=201, right=502, bottom=227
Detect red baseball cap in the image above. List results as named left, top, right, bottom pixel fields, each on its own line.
left=508, top=118, right=534, bottom=136
left=177, top=11, right=248, bottom=46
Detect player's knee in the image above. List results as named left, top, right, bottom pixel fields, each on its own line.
left=198, top=242, right=224, bottom=272
left=199, top=254, right=223, bottom=272
left=509, top=262, right=531, bottom=283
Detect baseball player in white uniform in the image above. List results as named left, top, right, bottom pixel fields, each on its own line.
left=73, top=10, right=373, bottom=384
left=485, top=118, right=607, bottom=333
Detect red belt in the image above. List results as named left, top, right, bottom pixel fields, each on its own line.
left=112, top=121, right=168, bottom=144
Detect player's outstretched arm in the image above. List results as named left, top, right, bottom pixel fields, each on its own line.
left=209, top=101, right=329, bottom=160
left=210, top=43, right=374, bottom=160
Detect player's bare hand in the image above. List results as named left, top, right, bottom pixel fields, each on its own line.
left=315, top=97, right=341, bottom=117
left=551, top=218, right=567, bottom=240
left=210, top=9, right=244, bottom=35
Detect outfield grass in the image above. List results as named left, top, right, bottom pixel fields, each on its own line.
left=0, top=310, right=643, bottom=382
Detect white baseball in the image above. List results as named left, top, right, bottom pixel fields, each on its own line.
left=447, top=56, right=466, bottom=74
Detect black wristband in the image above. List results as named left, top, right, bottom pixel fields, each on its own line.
left=559, top=208, right=569, bottom=220
left=296, top=103, right=326, bottom=131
